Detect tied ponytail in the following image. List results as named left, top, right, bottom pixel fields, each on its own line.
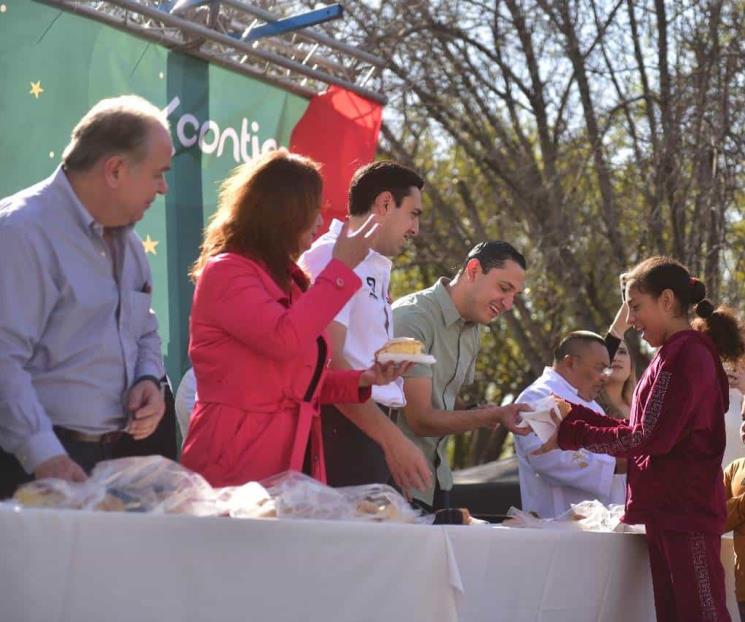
left=687, top=275, right=744, bottom=360
left=691, top=304, right=745, bottom=362
left=695, top=300, right=715, bottom=319
left=689, top=277, right=715, bottom=320
left=629, top=257, right=745, bottom=361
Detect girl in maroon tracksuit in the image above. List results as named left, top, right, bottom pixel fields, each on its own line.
left=538, top=257, right=745, bottom=621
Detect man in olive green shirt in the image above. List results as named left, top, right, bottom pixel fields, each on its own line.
left=392, top=241, right=531, bottom=510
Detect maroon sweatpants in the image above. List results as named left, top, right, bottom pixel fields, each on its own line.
left=646, top=523, right=731, bottom=621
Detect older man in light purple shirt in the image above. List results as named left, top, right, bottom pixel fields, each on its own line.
left=0, top=95, right=172, bottom=496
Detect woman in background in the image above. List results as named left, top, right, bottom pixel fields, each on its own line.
left=597, top=339, right=636, bottom=419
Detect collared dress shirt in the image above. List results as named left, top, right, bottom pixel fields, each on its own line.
left=0, top=167, right=164, bottom=472
left=393, top=278, right=481, bottom=506
left=514, top=367, right=626, bottom=518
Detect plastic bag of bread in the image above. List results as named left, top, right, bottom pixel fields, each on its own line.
left=501, top=500, right=631, bottom=532
left=12, top=478, right=97, bottom=510
left=10, top=459, right=416, bottom=522
left=340, top=482, right=421, bottom=523
left=89, top=457, right=276, bottom=517
left=214, top=481, right=276, bottom=519
left=12, top=456, right=226, bottom=516
left=261, top=471, right=348, bottom=520
left=85, top=455, right=217, bottom=514
left=261, top=471, right=421, bottom=523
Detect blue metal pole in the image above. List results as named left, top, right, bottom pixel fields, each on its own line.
left=242, top=4, right=343, bottom=41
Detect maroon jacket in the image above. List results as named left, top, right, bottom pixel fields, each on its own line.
left=558, top=330, right=729, bottom=534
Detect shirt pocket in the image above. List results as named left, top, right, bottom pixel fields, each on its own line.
left=126, top=290, right=154, bottom=338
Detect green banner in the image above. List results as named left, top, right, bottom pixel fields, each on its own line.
left=0, top=0, right=310, bottom=385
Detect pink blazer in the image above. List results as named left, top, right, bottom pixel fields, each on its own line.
left=180, top=252, right=370, bottom=487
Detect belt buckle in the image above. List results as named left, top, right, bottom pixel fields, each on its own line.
left=54, top=426, right=123, bottom=445
left=99, top=431, right=124, bottom=445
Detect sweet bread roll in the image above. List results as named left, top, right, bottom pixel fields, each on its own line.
left=376, top=337, right=424, bottom=357
left=355, top=498, right=403, bottom=521
left=94, top=493, right=128, bottom=512
left=13, top=481, right=69, bottom=508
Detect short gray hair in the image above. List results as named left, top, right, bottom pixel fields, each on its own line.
left=62, top=95, right=169, bottom=172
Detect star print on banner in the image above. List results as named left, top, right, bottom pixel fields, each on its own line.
left=29, top=81, right=44, bottom=99
left=142, top=234, right=159, bottom=255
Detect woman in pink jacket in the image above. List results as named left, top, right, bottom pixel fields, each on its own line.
left=181, top=149, right=405, bottom=487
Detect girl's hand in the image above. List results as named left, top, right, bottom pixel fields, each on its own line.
left=551, top=394, right=573, bottom=419
left=531, top=410, right=564, bottom=455
left=609, top=302, right=630, bottom=338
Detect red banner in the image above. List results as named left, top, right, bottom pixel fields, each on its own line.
left=290, top=86, right=383, bottom=233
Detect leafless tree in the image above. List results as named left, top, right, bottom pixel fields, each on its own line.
left=335, top=0, right=744, bottom=465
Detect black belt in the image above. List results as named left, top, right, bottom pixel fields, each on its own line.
left=375, top=403, right=400, bottom=421
left=54, top=426, right=125, bottom=446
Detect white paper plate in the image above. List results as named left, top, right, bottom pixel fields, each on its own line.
left=376, top=353, right=437, bottom=365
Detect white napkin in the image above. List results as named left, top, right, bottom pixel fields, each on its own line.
left=515, top=395, right=564, bottom=442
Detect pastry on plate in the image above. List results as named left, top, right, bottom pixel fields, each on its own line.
left=376, top=337, right=424, bottom=356
left=375, top=338, right=436, bottom=365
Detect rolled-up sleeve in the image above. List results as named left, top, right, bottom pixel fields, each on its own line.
left=0, top=224, right=65, bottom=472
left=393, top=304, right=434, bottom=379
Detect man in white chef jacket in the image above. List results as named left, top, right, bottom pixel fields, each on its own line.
left=514, top=331, right=627, bottom=518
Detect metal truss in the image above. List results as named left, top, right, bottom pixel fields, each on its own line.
left=40, top=0, right=387, bottom=103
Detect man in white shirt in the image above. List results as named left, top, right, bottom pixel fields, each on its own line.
left=514, top=331, right=627, bottom=518
left=299, top=162, right=431, bottom=495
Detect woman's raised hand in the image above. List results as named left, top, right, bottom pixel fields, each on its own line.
left=609, top=301, right=630, bottom=338
left=331, top=215, right=380, bottom=269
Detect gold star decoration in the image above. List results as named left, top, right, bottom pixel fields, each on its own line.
left=142, top=235, right=159, bottom=255
left=29, top=81, right=44, bottom=99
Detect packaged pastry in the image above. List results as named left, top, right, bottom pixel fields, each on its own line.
left=13, top=480, right=77, bottom=509
left=262, top=471, right=421, bottom=523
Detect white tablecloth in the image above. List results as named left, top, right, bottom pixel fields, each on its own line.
left=446, top=526, right=654, bottom=621
left=0, top=507, right=737, bottom=621
left=445, top=527, right=737, bottom=621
